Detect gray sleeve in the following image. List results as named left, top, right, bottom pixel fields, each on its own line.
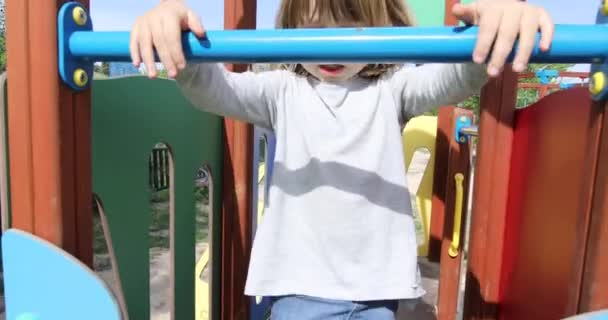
left=388, top=63, right=488, bottom=120
left=175, top=63, right=288, bottom=129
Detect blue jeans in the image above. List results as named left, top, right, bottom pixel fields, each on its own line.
left=270, top=295, right=399, bottom=320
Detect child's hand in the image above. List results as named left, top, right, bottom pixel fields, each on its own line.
left=130, top=0, right=205, bottom=78
left=452, top=0, right=554, bottom=76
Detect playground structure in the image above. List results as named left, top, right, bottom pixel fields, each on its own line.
left=1, top=0, right=608, bottom=320
left=517, top=70, right=590, bottom=100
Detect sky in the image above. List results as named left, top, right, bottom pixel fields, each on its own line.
left=90, top=0, right=280, bottom=31
left=90, top=0, right=598, bottom=31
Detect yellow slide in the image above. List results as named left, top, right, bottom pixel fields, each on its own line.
left=402, top=116, right=438, bottom=257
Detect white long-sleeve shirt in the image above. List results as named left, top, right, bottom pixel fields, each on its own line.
left=176, top=63, right=487, bottom=301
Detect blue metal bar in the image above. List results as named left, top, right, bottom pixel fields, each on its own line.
left=70, top=25, right=608, bottom=64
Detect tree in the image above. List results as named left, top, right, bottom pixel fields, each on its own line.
left=94, top=62, right=110, bottom=76
left=0, top=34, right=5, bottom=73
left=0, top=0, right=5, bottom=34
left=1, top=0, right=6, bottom=72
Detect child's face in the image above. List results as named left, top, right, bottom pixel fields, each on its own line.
left=295, top=1, right=368, bottom=82
left=301, top=63, right=367, bottom=82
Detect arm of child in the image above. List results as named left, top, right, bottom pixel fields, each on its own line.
left=387, top=0, right=555, bottom=120
left=175, top=63, right=288, bottom=130
left=388, top=63, right=488, bottom=120
left=129, top=0, right=287, bottom=130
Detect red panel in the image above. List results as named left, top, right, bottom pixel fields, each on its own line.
left=499, top=88, right=598, bottom=319
left=576, top=99, right=608, bottom=313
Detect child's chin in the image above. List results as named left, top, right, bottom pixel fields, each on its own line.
left=318, top=72, right=348, bottom=82
left=319, top=70, right=344, bottom=78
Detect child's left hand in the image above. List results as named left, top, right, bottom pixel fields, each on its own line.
left=452, top=0, right=554, bottom=76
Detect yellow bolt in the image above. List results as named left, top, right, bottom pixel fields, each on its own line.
left=72, top=6, right=87, bottom=26
left=590, top=72, right=606, bottom=96
left=73, top=69, right=89, bottom=87
left=603, top=0, right=608, bottom=16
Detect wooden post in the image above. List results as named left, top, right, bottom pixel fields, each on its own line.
left=5, top=0, right=92, bottom=266
left=221, top=0, right=256, bottom=319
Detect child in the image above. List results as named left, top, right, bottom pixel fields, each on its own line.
left=130, top=0, right=554, bottom=319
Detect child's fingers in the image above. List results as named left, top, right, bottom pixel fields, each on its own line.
left=150, top=20, right=176, bottom=78
left=538, top=8, right=554, bottom=52
left=473, top=8, right=501, bottom=65
left=487, top=7, right=521, bottom=76
left=162, top=19, right=185, bottom=78
left=140, top=26, right=158, bottom=78
left=452, top=3, right=479, bottom=25
left=187, top=10, right=206, bottom=38
left=512, top=10, right=538, bottom=72
left=165, top=18, right=187, bottom=72
left=129, top=23, right=141, bottom=67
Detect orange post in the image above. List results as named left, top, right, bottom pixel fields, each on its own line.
left=5, top=0, right=93, bottom=266
left=221, top=0, right=256, bottom=319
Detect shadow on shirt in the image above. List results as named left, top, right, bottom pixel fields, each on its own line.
left=271, top=158, right=412, bottom=216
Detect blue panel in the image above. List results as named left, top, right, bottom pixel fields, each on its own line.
left=66, top=25, right=608, bottom=64
left=562, top=310, right=608, bottom=320
left=58, top=2, right=93, bottom=91
left=591, top=6, right=608, bottom=101
left=1, top=229, right=121, bottom=320
left=455, top=115, right=472, bottom=143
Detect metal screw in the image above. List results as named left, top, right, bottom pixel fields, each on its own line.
left=590, top=72, right=606, bottom=96
left=73, top=68, right=89, bottom=88
left=73, top=6, right=88, bottom=26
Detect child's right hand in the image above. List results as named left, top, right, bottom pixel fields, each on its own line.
left=130, top=0, right=205, bottom=79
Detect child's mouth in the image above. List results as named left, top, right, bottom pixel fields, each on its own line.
left=319, top=64, right=345, bottom=76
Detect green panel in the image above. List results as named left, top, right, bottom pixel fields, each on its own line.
left=92, top=77, right=224, bottom=320
left=407, top=0, right=475, bottom=26
left=407, top=0, right=445, bottom=26
left=456, top=0, right=476, bottom=26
